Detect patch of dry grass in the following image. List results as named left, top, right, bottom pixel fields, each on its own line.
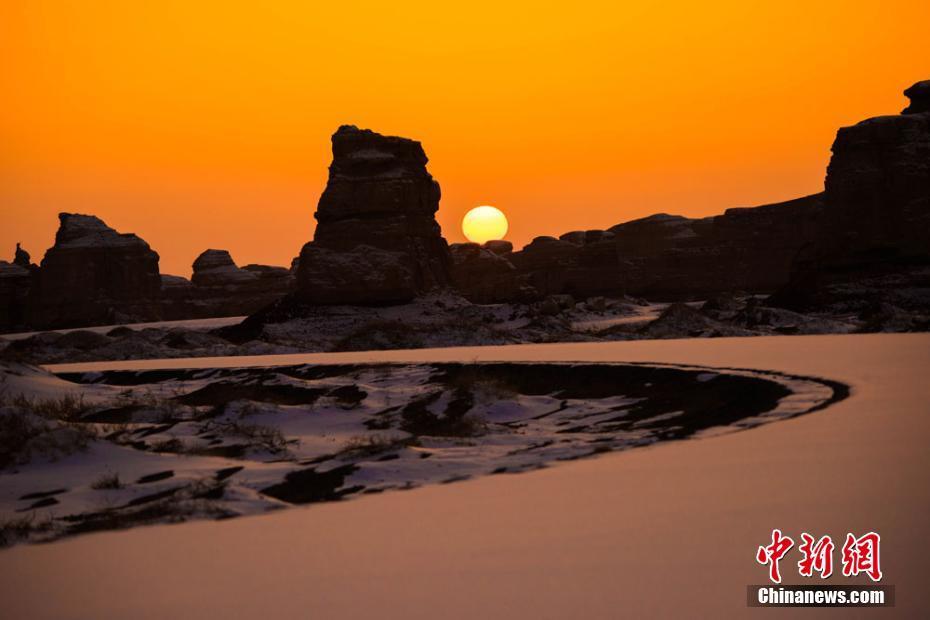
left=0, top=513, right=54, bottom=548
left=0, top=394, right=99, bottom=469
left=340, top=434, right=420, bottom=458
left=8, top=393, right=92, bottom=422
left=90, top=472, right=123, bottom=490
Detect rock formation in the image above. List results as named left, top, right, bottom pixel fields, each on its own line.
left=450, top=195, right=822, bottom=304
left=771, top=79, right=930, bottom=311
left=610, top=195, right=823, bottom=299
left=161, top=249, right=294, bottom=319
left=0, top=244, right=37, bottom=332
left=6, top=80, right=928, bottom=334
left=0, top=217, right=296, bottom=332
left=902, top=80, right=930, bottom=115
left=508, top=232, right=619, bottom=299
left=449, top=242, right=532, bottom=304
left=191, top=249, right=259, bottom=286
left=294, top=125, right=452, bottom=305
left=13, top=243, right=32, bottom=269
left=0, top=261, right=32, bottom=332
left=28, top=214, right=163, bottom=329
left=483, top=240, right=514, bottom=255
left=454, top=82, right=929, bottom=306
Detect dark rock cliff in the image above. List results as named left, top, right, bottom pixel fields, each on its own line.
left=28, top=214, right=163, bottom=329
left=294, top=125, right=452, bottom=305
left=771, top=80, right=930, bottom=311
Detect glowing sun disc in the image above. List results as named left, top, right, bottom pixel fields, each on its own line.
left=462, top=205, right=508, bottom=244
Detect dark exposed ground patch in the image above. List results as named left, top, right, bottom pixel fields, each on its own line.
left=19, top=488, right=67, bottom=500
left=136, top=470, right=174, bottom=484
left=126, top=487, right=180, bottom=507
left=214, top=466, right=244, bottom=481
left=400, top=387, right=484, bottom=437
left=329, top=384, right=367, bottom=408
left=17, top=497, right=59, bottom=512
left=260, top=464, right=361, bottom=504
left=175, top=382, right=328, bottom=406
left=135, top=423, right=177, bottom=438
left=80, top=404, right=147, bottom=424
left=189, top=444, right=248, bottom=458
left=430, top=363, right=792, bottom=440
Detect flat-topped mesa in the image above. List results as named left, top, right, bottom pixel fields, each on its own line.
left=295, top=125, right=452, bottom=305
left=29, top=213, right=163, bottom=329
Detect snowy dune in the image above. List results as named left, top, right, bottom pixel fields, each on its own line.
left=1, top=333, right=928, bottom=618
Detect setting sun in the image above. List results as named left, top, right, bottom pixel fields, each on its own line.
left=462, top=205, right=508, bottom=245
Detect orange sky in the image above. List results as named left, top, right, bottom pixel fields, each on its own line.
left=2, top=1, right=928, bottom=276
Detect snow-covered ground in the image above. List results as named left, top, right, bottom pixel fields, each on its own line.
left=569, top=301, right=667, bottom=331
left=0, top=352, right=837, bottom=544
left=3, top=292, right=901, bottom=367
left=1, top=334, right=927, bottom=618
left=0, top=316, right=246, bottom=342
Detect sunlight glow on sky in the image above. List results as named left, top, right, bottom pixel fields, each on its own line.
left=2, top=1, right=928, bottom=275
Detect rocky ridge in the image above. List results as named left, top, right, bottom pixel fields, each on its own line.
left=3, top=79, right=928, bottom=335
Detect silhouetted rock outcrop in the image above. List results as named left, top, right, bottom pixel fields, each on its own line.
left=468, top=194, right=821, bottom=303
left=612, top=196, right=822, bottom=299
left=0, top=261, right=32, bottom=332
left=191, top=249, right=256, bottom=285
left=902, top=80, right=930, bottom=115
left=0, top=220, right=296, bottom=332
left=28, top=214, right=163, bottom=329
left=506, top=233, right=615, bottom=299
left=13, top=243, right=32, bottom=269
left=484, top=240, right=514, bottom=255
left=161, top=249, right=294, bottom=319
left=0, top=244, right=36, bottom=332
left=158, top=274, right=197, bottom=317
left=7, top=80, right=928, bottom=337
left=449, top=242, right=534, bottom=304
left=772, top=80, right=930, bottom=311
left=294, top=125, right=451, bottom=305
left=295, top=245, right=418, bottom=305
